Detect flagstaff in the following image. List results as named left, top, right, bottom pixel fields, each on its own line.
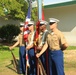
left=24, top=0, right=32, bottom=75
left=37, top=0, right=42, bottom=20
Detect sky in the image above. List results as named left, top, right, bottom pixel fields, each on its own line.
left=43, top=0, right=73, bottom=5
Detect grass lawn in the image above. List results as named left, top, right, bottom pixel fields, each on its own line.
left=0, top=45, right=76, bottom=75
left=0, top=45, right=19, bottom=62
left=66, top=46, right=76, bottom=50
left=64, top=48, right=76, bottom=75
left=0, top=44, right=19, bottom=75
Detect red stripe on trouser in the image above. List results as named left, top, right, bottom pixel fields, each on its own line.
left=46, top=49, right=50, bottom=75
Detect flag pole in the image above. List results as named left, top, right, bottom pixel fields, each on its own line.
left=36, top=0, right=47, bottom=75
left=24, top=0, right=32, bottom=75
left=36, top=1, right=41, bottom=75
left=36, top=0, right=49, bottom=75
left=37, top=0, right=42, bottom=20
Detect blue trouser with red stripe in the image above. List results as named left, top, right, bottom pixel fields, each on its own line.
left=49, top=50, right=65, bottom=75
left=19, top=46, right=26, bottom=74
left=28, top=48, right=36, bottom=75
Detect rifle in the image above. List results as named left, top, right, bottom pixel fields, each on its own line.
left=34, top=19, right=47, bottom=75
left=10, top=50, right=20, bottom=75
left=38, top=58, right=47, bottom=75
left=25, top=50, right=30, bottom=75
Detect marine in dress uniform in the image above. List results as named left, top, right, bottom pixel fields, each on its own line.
left=36, top=18, right=68, bottom=75
left=37, top=20, right=50, bottom=75
left=9, top=22, right=26, bottom=74
left=26, top=21, right=36, bottom=75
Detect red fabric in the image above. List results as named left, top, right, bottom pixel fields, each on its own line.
left=34, top=9, right=44, bottom=44
left=23, top=21, right=29, bottom=42
left=42, top=9, right=45, bottom=20
left=35, top=21, right=40, bottom=40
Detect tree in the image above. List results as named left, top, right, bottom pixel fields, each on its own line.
left=0, top=0, right=38, bottom=21
left=0, top=0, right=28, bottom=21
left=31, top=7, right=38, bottom=21
left=0, top=24, right=20, bottom=43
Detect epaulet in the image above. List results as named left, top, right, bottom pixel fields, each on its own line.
left=47, top=32, right=51, bottom=37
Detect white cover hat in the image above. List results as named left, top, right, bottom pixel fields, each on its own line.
left=40, top=20, right=48, bottom=25
left=49, top=18, right=59, bottom=23
left=20, top=22, right=24, bottom=26
left=28, top=21, right=34, bottom=25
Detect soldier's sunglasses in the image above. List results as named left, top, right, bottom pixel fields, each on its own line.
left=28, top=24, right=32, bottom=27
left=49, top=22, right=55, bottom=25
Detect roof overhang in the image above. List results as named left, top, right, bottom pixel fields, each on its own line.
left=44, top=1, right=76, bottom=9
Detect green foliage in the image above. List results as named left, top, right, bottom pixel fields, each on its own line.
left=31, top=7, right=38, bottom=21
left=0, top=0, right=28, bottom=21
left=0, top=0, right=38, bottom=21
left=0, top=24, right=20, bottom=43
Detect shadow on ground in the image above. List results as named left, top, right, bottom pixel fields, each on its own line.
left=6, top=59, right=20, bottom=74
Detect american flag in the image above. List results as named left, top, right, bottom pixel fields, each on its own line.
left=24, top=0, right=32, bottom=68
left=23, top=6, right=31, bottom=42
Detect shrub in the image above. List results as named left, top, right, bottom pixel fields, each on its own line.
left=0, top=24, right=20, bottom=43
